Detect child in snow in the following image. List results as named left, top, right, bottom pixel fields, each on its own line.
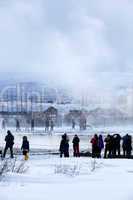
left=21, top=136, right=29, bottom=160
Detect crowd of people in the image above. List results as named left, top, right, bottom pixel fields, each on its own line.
left=0, top=130, right=133, bottom=160
left=59, top=133, right=133, bottom=159
left=91, top=133, right=132, bottom=158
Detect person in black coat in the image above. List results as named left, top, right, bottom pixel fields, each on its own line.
left=104, top=134, right=113, bottom=158
left=21, top=136, right=30, bottom=160
left=59, top=134, right=69, bottom=158
left=50, top=120, right=54, bottom=132
left=16, top=119, right=20, bottom=132
left=72, top=135, right=80, bottom=157
left=3, top=130, right=14, bottom=158
left=31, top=119, right=35, bottom=132
left=72, top=119, right=76, bottom=130
left=59, top=135, right=65, bottom=158
left=45, top=118, right=49, bottom=132
left=122, top=134, right=132, bottom=158
left=2, top=119, right=6, bottom=130
left=112, top=134, right=121, bottom=157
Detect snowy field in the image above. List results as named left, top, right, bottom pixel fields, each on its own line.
left=0, top=127, right=133, bottom=200
left=0, top=156, right=133, bottom=200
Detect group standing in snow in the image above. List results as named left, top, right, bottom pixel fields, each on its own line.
left=90, top=133, right=132, bottom=158
left=1, top=130, right=133, bottom=160
left=59, top=133, right=132, bottom=158
left=90, top=134, right=104, bottom=158
left=59, top=134, right=80, bottom=157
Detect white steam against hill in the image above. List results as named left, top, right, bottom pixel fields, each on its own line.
left=0, top=0, right=133, bottom=96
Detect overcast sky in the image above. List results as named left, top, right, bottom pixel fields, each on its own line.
left=0, top=0, right=133, bottom=96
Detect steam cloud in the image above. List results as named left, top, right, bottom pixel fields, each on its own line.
left=0, top=0, right=133, bottom=100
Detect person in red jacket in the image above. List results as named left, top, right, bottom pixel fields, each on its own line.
left=72, top=135, right=80, bottom=157
left=91, top=134, right=99, bottom=158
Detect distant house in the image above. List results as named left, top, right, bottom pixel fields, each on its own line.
left=64, top=109, right=88, bottom=125
left=44, top=107, right=58, bottom=121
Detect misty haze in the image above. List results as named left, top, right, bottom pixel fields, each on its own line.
left=0, top=0, right=133, bottom=130
left=0, top=1, right=133, bottom=200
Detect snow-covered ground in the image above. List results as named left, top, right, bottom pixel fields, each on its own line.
left=0, top=156, right=133, bottom=200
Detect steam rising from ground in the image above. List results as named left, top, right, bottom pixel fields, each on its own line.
left=0, top=0, right=133, bottom=99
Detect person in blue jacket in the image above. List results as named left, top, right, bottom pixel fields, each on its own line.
left=98, top=134, right=104, bottom=158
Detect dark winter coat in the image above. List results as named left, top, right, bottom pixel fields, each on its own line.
left=21, top=141, right=29, bottom=152
left=104, top=135, right=113, bottom=150
left=123, top=135, right=132, bottom=151
left=59, top=139, right=66, bottom=152
left=72, top=136, right=80, bottom=146
left=113, top=134, right=121, bottom=147
left=59, top=134, right=69, bottom=156
left=5, top=133, right=14, bottom=147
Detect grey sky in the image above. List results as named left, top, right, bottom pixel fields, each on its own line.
left=0, top=0, right=133, bottom=94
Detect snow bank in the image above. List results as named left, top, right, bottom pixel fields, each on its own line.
left=0, top=156, right=133, bottom=200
